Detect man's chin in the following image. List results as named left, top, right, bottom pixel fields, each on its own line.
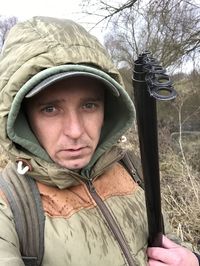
left=56, top=157, right=91, bottom=170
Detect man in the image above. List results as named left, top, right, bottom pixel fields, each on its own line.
left=0, top=16, right=199, bottom=266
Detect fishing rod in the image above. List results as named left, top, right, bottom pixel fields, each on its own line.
left=132, top=52, right=177, bottom=247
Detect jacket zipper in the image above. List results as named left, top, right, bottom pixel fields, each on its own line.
left=86, top=179, right=136, bottom=266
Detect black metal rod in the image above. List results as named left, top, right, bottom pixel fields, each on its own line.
left=133, top=59, right=164, bottom=247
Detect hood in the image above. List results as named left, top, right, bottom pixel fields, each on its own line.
left=0, top=16, right=135, bottom=188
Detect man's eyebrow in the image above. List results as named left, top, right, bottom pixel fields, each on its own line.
left=37, top=99, right=65, bottom=106
left=80, top=96, right=104, bottom=101
left=36, top=95, right=104, bottom=106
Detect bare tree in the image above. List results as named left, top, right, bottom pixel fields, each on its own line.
left=81, top=0, right=138, bottom=28
left=82, top=0, right=200, bottom=70
left=0, top=16, right=18, bottom=51
left=142, top=0, right=200, bottom=67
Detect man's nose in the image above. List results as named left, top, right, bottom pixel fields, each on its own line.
left=63, top=111, right=84, bottom=139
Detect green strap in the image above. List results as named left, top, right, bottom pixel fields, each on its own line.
left=0, top=165, right=45, bottom=266
left=25, top=176, right=45, bottom=266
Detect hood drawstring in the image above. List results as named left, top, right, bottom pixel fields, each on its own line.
left=117, top=135, right=127, bottom=143
left=17, top=160, right=30, bottom=175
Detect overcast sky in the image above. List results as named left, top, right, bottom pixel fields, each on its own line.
left=0, top=0, right=105, bottom=42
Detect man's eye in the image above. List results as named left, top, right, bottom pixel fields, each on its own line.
left=42, top=106, right=56, bottom=113
left=82, top=103, right=96, bottom=109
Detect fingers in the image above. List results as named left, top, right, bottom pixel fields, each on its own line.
left=147, top=246, right=172, bottom=263
left=147, top=235, right=199, bottom=266
left=147, top=235, right=181, bottom=264
left=161, top=235, right=179, bottom=249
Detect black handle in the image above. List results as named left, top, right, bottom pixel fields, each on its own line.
left=132, top=52, right=177, bottom=247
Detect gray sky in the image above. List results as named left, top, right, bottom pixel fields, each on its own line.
left=0, top=0, right=105, bottom=42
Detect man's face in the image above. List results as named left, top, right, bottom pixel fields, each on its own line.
left=25, top=76, right=104, bottom=170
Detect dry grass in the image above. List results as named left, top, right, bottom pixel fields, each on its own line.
left=160, top=128, right=200, bottom=251
left=160, top=150, right=200, bottom=251
left=124, top=126, right=200, bottom=252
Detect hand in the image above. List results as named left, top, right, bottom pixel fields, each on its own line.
left=147, top=235, right=199, bottom=266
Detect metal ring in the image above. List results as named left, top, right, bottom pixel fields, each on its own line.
left=151, top=86, right=177, bottom=100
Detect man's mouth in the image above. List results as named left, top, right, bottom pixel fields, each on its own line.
left=59, top=146, right=90, bottom=157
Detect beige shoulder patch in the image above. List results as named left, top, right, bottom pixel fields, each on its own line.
left=94, top=163, right=138, bottom=199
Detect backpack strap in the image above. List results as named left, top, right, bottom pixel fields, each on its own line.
left=0, top=164, right=45, bottom=266
left=120, top=151, right=144, bottom=189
